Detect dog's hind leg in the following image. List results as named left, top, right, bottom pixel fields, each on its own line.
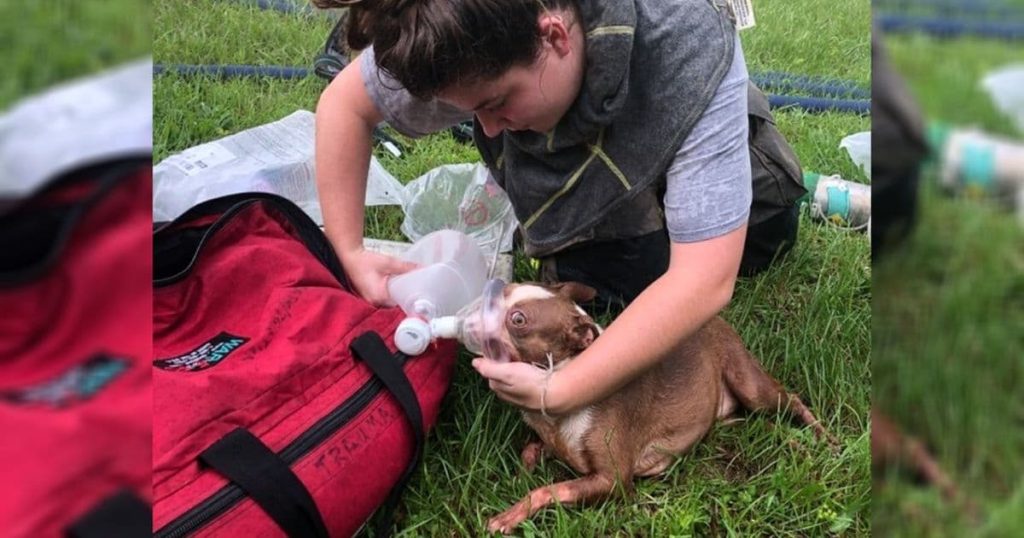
left=872, top=409, right=967, bottom=509
left=721, top=351, right=836, bottom=446
left=486, top=474, right=616, bottom=534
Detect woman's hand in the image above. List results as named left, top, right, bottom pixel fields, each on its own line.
left=339, top=247, right=418, bottom=307
left=472, top=357, right=567, bottom=415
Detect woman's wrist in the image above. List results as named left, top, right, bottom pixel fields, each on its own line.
left=332, top=238, right=365, bottom=263
left=543, top=369, right=573, bottom=416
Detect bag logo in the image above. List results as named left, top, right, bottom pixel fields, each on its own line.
left=0, top=354, right=129, bottom=408
left=154, top=332, right=250, bottom=372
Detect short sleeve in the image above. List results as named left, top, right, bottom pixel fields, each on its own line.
left=663, top=36, right=752, bottom=243
left=359, top=47, right=473, bottom=138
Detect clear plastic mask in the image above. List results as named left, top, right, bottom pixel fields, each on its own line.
left=457, top=278, right=510, bottom=362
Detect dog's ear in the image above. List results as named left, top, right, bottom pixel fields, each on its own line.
left=567, top=314, right=599, bottom=352
left=549, top=281, right=597, bottom=304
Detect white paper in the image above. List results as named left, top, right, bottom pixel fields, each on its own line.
left=165, top=143, right=238, bottom=177
left=152, top=110, right=408, bottom=224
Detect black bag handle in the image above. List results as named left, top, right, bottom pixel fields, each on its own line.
left=350, top=332, right=424, bottom=537
left=65, top=488, right=152, bottom=538
left=153, top=192, right=347, bottom=289
left=199, top=427, right=330, bottom=538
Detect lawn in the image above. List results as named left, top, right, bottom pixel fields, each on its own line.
left=0, top=1, right=151, bottom=110
left=154, top=0, right=872, bottom=535
left=872, top=30, right=1024, bottom=537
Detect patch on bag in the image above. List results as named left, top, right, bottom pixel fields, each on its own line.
left=154, top=332, right=250, bottom=372
left=0, top=354, right=129, bottom=407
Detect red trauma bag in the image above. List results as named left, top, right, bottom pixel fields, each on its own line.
left=152, top=193, right=457, bottom=537
left=0, top=158, right=153, bottom=538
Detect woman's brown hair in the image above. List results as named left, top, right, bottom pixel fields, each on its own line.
left=311, top=0, right=577, bottom=100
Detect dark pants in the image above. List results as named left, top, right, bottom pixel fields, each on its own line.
left=539, top=205, right=800, bottom=311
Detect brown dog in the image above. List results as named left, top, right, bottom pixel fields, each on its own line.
left=483, top=282, right=834, bottom=534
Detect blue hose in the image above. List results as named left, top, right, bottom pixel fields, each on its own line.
left=875, top=0, right=1024, bottom=19
left=767, top=95, right=870, bottom=115
left=877, top=14, right=1024, bottom=39
left=153, top=64, right=311, bottom=79
left=154, top=63, right=871, bottom=114
left=752, top=72, right=869, bottom=99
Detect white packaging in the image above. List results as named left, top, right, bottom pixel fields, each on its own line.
left=981, top=64, right=1024, bottom=134
left=153, top=110, right=406, bottom=223
left=839, top=131, right=871, bottom=180
left=153, top=111, right=520, bottom=266
left=0, top=58, right=152, bottom=200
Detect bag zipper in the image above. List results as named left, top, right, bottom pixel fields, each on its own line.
left=154, top=353, right=406, bottom=538
left=155, top=195, right=349, bottom=290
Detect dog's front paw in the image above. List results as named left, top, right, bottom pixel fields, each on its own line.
left=487, top=507, right=527, bottom=535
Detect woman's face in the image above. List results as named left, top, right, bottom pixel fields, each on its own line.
left=438, top=12, right=585, bottom=137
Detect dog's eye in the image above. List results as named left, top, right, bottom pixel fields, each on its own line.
left=510, top=311, right=527, bottom=327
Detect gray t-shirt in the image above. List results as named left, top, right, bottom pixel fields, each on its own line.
left=360, top=36, right=751, bottom=244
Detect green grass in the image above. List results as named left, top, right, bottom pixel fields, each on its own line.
left=0, top=1, right=151, bottom=110
left=155, top=0, right=871, bottom=535
left=743, top=0, right=871, bottom=89
left=398, top=221, right=872, bottom=537
left=873, top=32, right=1024, bottom=537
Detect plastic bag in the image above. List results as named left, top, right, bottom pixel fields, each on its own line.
left=152, top=110, right=406, bottom=223
left=400, top=163, right=517, bottom=256
left=153, top=111, right=518, bottom=259
left=981, top=64, right=1024, bottom=135
left=839, top=131, right=871, bottom=180
left=0, top=58, right=152, bottom=202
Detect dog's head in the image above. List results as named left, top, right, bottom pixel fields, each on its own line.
left=489, top=282, right=601, bottom=367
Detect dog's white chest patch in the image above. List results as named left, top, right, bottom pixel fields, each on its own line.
left=558, top=406, right=595, bottom=453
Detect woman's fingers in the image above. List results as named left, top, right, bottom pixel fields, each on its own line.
left=474, top=358, right=548, bottom=411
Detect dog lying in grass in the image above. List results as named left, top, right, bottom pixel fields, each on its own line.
left=482, top=281, right=835, bottom=534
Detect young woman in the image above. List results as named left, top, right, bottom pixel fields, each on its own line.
left=313, top=0, right=801, bottom=415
